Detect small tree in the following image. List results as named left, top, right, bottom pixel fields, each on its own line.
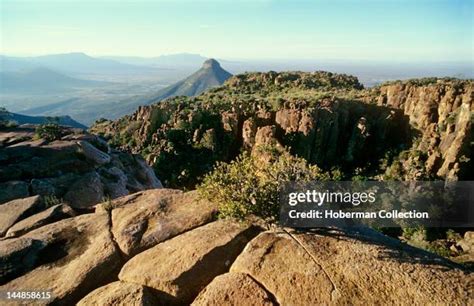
left=198, top=146, right=332, bottom=222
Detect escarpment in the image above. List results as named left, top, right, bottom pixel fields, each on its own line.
left=91, top=72, right=473, bottom=187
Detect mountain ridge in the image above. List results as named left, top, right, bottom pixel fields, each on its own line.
left=143, top=58, right=233, bottom=104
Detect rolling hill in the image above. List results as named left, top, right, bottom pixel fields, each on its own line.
left=0, top=67, right=109, bottom=93
left=9, top=112, right=86, bottom=129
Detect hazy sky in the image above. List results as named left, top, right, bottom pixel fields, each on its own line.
left=1, top=0, right=472, bottom=61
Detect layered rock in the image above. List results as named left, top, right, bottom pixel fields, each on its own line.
left=375, top=80, right=473, bottom=180
left=99, top=188, right=217, bottom=256
left=0, top=213, right=122, bottom=304
left=0, top=196, right=44, bottom=236
left=118, top=219, right=261, bottom=304
left=0, top=125, right=162, bottom=207
left=5, top=203, right=75, bottom=238
left=0, top=188, right=470, bottom=305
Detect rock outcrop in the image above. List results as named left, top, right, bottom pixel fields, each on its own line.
left=118, top=219, right=261, bottom=304
left=0, top=213, right=122, bottom=304
left=230, top=229, right=470, bottom=305
left=92, top=73, right=472, bottom=187
left=0, top=196, right=44, bottom=236
left=191, top=272, right=275, bottom=306
left=99, top=188, right=217, bottom=256
left=0, top=125, right=162, bottom=207
left=77, top=281, right=159, bottom=306
left=5, top=203, right=75, bottom=238
left=0, top=189, right=471, bottom=305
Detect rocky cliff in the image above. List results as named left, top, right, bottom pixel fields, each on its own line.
left=92, top=72, right=473, bottom=187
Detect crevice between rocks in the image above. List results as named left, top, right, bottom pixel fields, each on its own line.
left=245, top=272, right=281, bottom=306
left=281, top=228, right=340, bottom=302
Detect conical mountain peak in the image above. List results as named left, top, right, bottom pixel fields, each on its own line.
left=202, top=58, right=221, bottom=69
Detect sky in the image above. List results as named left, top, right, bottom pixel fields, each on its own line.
left=0, top=0, right=472, bottom=62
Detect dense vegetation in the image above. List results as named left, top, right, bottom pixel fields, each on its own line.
left=197, top=146, right=337, bottom=222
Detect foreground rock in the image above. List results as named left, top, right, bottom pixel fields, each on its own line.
left=0, top=125, right=162, bottom=207
left=100, top=189, right=217, bottom=256
left=0, top=213, right=122, bottom=304
left=0, top=196, right=44, bottom=236
left=0, top=189, right=471, bottom=305
left=5, top=203, right=76, bottom=238
left=119, top=219, right=261, bottom=304
left=192, top=272, right=275, bottom=306
left=78, top=281, right=159, bottom=306
left=230, top=229, right=471, bottom=305
left=0, top=181, right=29, bottom=204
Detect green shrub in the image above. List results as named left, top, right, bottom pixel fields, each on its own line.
left=198, top=147, right=331, bottom=222
left=43, top=195, right=62, bottom=208
left=35, top=117, right=62, bottom=141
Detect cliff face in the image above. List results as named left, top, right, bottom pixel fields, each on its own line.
left=373, top=81, right=473, bottom=180
left=91, top=73, right=473, bottom=187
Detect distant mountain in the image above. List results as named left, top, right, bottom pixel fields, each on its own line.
left=69, top=59, right=232, bottom=125
left=144, top=59, right=232, bottom=103
left=102, top=53, right=208, bottom=69
left=9, top=112, right=86, bottom=129
left=0, top=67, right=108, bottom=93
left=0, top=53, right=159, bottom=76
left=0, top=55, right=38, bottom=72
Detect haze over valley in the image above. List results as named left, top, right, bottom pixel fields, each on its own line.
left=1, top=52, right=472, bottom=126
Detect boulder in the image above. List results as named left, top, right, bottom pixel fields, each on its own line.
left=100, top=167, right=129, bottom=198
left=103, top=189, right=217, bottom=256
left=0, top=126, right=162, bottom=206
left=77, top=281, right=159, bottom=306
left=0, top=238, right=46, bottom=284
left=77, top=140, right=111, bottom=165
left=133, top=156, right=163, bottom=189
left=0, top=181, right=29, bottom=204
left=231, top=229, right=471, bottom=305
left=64, top=172, right=105, bottom=208
left=192, top=272, right=275, bottom=306
left=0, top=196, right=44, bottom=236
left=0, top=213, right=122, bottom=305
left=119, top=220, right=261, bottom=305
left=30, top=178, right=57, bottom=196
left=457, top=231, right=474, bottom=253
left=456, top=231, right=474, bottom=263
left=5, top=204, right=76, bottom=238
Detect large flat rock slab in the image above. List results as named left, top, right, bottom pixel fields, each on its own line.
left=231, top=229, right=471, bottom=305
left=0, top=213, right=122, bottom=305
left=77, top=281, right=159, bottom=306
left=0, top=196, right=44, bottom=236
left=5, top=204, right=76, bottom=238
left=119, top=219, right=261, bottom=305
left=103, top=189, right=217, bottom=256
left=192, top=272, right=275, bottom=306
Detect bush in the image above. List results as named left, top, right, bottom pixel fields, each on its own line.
left=35, top=117, right=62, bottom=141
left=198, top=147, right=331, bottom=222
